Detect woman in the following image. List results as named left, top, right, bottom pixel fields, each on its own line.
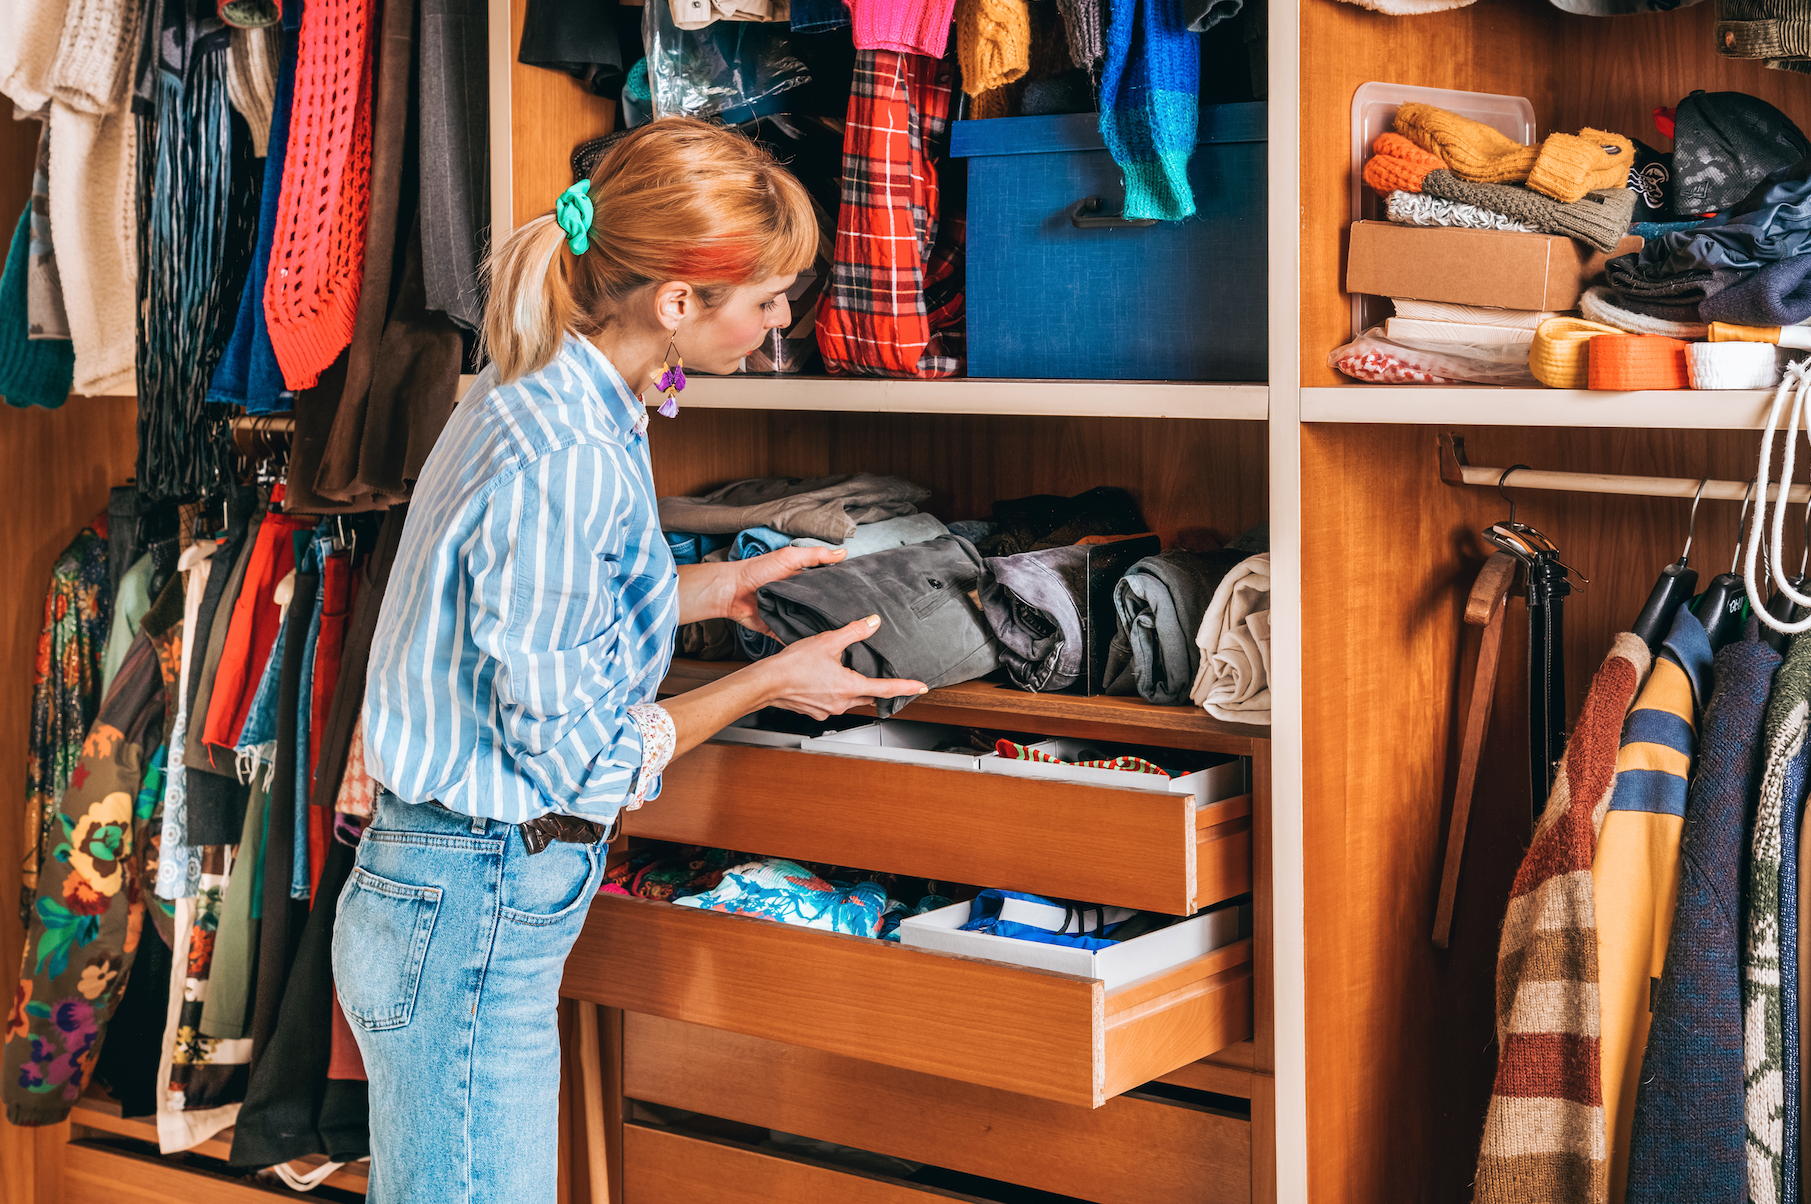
left=331, top=119, right=926, bottom=1203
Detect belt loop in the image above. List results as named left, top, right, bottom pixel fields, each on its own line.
left=470, top=814, right=487, bottom=835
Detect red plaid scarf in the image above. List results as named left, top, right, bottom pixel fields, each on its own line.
left=816, top=50, right=964, bottom=378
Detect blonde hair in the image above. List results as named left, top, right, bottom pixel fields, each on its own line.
left=482, top=118, right=819, bottom=382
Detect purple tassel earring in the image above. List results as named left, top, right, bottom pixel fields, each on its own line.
left=655, top=331, right=686, bottom=418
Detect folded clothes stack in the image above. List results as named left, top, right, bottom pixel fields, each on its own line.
left=661, top=477, right=1272, bottom=724
left=1342, top=90, right=1811, bottom=390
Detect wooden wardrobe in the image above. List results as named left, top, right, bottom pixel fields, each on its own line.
left=8, top=0, right=1798, bottom=1200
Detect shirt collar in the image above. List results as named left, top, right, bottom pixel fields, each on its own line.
left=565, top=335, right=652, bottom=440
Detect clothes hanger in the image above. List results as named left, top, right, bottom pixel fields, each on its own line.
left=1631, top=478, right=1706, bottom=650
left=1695, top=479, right=1755, bottom=652
left=1432, top=548, right=1518, bottom=950
left=1481, top=467, right=1577, bottom=814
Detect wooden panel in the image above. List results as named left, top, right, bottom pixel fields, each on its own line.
left=1102, top=947, right=1255, bottom=1099
left=627, top=742, right=1212, bottom=914
left=622, top=1013, right=1252, bottom=1204
left=565, top=894, right=1102, bottom=1104
left=1156, top=1057, right=1261, bottom=1100
left=66, top=1103, right=368, bottom=1195
left=647, top=412, right=1269, bottom=554
left=1298, top=0, right=1811, bottom=386
left=564, top=894, right=1252, bottom=1107
left=509, top=0, right=614, bottom=224
left=0, top=399, right=138, bottom=1204
left=623, top=1126, right=959, bottom=1204
left=1298, top=423, right=1767, bottom=1204
left=660, top=659, right=1266, bottom=754
left=61, top=1143, right=296, bottom=1204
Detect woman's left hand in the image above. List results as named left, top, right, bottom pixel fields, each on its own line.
left=675, top=546, right=847, bottom=633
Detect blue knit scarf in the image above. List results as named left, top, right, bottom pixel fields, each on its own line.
left=1098, top=0, right=1199, bottom=221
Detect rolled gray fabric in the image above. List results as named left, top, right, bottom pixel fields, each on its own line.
left=1102, top=549, right=1250, bottom=705
left=660, top=474, right=931, bottom=542
left=757, top=535, right=999, bottom=717
left=981, top=545, right=1092, bottom=693
left=1420, top=171, right=1637, bottom=254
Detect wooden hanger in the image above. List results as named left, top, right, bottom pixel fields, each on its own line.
left=1433, top=550, right=1517, bottom=950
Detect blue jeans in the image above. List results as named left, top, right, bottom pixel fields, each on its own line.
left=331, top=793, right=605, bottom=1203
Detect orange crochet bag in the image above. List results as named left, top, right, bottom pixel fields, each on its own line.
left=263, top=0, right=375, bottom=391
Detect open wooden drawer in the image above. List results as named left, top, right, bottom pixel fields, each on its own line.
left=562, top=893, right=1254, bottom=1108
left=624, top=742, right=1252, bottom=915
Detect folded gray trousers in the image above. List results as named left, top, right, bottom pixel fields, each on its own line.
left=756, top=535, right=1001, bottom=717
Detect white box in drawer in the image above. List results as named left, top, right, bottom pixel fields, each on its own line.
left=799, top=721, right=983, bottom=771
left=709, top=715, right=809, bottom=749
left=897, top=899, right=1243, bottom=989
left=977, top=738, right=1245, bottom=807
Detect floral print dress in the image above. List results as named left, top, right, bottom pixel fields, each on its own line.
left=4, top=634, right=166, bottom=1125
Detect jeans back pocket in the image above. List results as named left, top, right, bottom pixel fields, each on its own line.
left=333, top=867, right=443, bottom=1031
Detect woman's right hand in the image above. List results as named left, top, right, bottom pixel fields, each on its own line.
left=761, top=615, right=927, bottom=720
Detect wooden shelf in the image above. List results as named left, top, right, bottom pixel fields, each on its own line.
left=658, top=658, right=1269, bottom=755
left=1300, top=386, right=1782, bottom=429
left=69, top=1097, right=369, bottom=1196
left=678, top=376, right=1270, bottom=420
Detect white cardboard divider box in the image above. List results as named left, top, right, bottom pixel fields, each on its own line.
left=798, top=720, right=984, bottom=771
left=709, top=715, right=812, bottom=749
left=977, top=738, right=1246, bottom=807
left=897, top=898, right=1246, bottom=989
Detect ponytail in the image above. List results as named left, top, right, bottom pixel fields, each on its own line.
left=479, top=117, right=819, bottom=385
left=481, top=215, right=579, bottom=384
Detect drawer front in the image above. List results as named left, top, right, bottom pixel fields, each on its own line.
left=624, top=1125, right=956, bottom=1204
left=62, top=1143, right=279, bottom=1204
left=563, top=894, right=1254, bottom=1107
left=628, top=742, right=1252, bottom=915
left=624, top=1013, right=1253, bottom=1204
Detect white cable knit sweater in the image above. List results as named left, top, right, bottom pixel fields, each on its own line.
left=47, top=0, right=145, bottom=114
left=49, top=102, right=136, bottom=395
left=0, top=0, right=75, bottom=111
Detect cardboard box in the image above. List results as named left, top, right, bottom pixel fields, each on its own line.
left=897, top=898, right=1247, bottom=989
left=1345, top=221, right=1644, bottom=311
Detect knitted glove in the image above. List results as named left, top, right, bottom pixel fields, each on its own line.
left=1362, top=132, right=1444, bottom=195
left=1527, top=128, right=1634, bottom=204
left=1394, top=102, right=1538, bottom=184
left=956, top=0, right=1030, bottom=97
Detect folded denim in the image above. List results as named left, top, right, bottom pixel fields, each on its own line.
left=664, top=531, right=731, bottom=566
left=658, top=473, right=930, bottom=542
left=756, top=535, right=999, bottom=717
left=732, top=526, right=792, bottom=561
left=1103, top=549, right=1253, bottom=705
left=980, top=545, right=1094, bottom=692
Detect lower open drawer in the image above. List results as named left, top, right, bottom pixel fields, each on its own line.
left=562, top=893, right=1253, bottom=1108
left=624, top=1125, right=971, bottom=1203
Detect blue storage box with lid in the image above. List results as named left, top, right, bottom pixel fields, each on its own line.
left=949, top=103, right=1266, bottom=381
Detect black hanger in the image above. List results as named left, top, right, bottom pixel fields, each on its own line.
left=1631, top=479, right=1705, bottom=650
left=1694, top=481, right=1754, bottom=652
left=1481, top=467, right=1580, bottom=815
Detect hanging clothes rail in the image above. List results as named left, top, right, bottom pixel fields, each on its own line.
left=1439, top=433, right=1808, bottom=504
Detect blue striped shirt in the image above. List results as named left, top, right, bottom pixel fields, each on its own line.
left=363, top=336, right=679, bottom=824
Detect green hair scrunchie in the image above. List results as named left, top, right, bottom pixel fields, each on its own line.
left=555, top=180, right=594, bottom=255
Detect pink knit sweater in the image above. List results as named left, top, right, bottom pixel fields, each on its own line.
left=850, top=0, right=957, bottom=57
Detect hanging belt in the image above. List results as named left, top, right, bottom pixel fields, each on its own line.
left=1524, top=550, right=1571, bottom=815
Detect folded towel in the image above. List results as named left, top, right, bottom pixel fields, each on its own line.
left=1384, top=318, right=1536, bottom=345
left=1389, top=298, right=1563, bottom=329
left=1191, top=552, right=1270, bottom=725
